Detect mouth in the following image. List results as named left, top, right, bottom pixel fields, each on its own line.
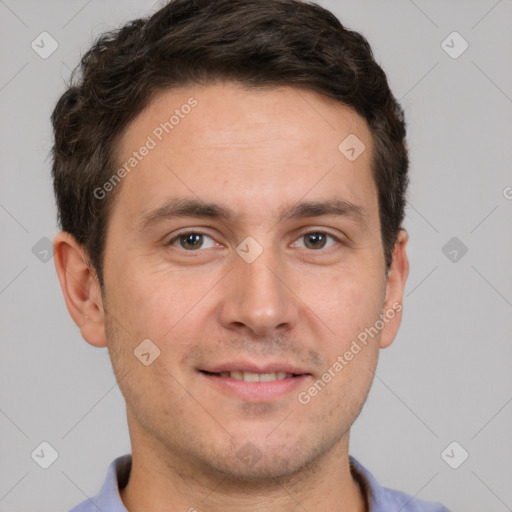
left=198, top=364, right=312, bottom=401
left=200, top=370, right=306, bottom=382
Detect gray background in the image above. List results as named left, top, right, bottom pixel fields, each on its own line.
left=1, top=0, right=511, bottom=510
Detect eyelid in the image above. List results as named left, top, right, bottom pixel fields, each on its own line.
left=164, top=228, right=345, bottom=250
left=165, top=229, right=220, bottom=248
left=291, top=230, right=342, bottom=249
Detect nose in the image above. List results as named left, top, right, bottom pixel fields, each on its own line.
left=218, top=248, right=299, bottom=338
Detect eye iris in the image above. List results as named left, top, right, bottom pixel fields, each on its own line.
left=180, top=233, right=203, bottom=250
left=305, top=232, right=326, bottom=249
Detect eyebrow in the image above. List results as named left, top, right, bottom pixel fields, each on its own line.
left=136, top=196, right=368, bottom=231
left=283, top=199, right=367, bottom=229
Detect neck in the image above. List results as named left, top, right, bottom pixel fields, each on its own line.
left=120, top=426, right=367, bottom=512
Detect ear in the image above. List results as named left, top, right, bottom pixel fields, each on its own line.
left=379, top=229, right=409, bottom=349
left=53, top=231, right=107, bottom=348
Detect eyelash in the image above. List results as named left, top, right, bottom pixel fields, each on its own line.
left=166, top=230, right=343, bottom=251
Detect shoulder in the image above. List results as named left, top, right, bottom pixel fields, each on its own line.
left=372, top=486, right=451, bottom=512
left=66, top=455, right=132, bottom=512
left=68, top=500, right=100, bottom=512
left=350, top=457, right=451, bottom=512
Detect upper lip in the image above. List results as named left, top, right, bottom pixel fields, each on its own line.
left=200, top=362, right=311, bottom=375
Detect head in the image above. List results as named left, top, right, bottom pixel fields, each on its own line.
left=53, top=0, right=409, bottom=483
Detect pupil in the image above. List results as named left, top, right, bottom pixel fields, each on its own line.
left=306, top=232, right=326, bottom=249
left=182, top=233, right=202, bottom=249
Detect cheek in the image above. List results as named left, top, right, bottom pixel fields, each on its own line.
left=105, top=267, right=224, bottom=390
left=305, top=267, right=386, bottom=344
left=102, top=273, right=195, bottom=417
left=106, top=264, right=201, bottom=339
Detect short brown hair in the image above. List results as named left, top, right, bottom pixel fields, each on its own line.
left=51, top=0, right=408, bottom=286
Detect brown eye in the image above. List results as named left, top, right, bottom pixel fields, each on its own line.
left=292, top=231, right=339, bottom=250
left=166, top=231, right=219, bottom=254
left=164, top=231, right=218, bottom=255
left=303, top=232, right=327, bottom=249
left=178, top=233, right=204, bottom=250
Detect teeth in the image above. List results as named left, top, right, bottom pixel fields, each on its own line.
left=226, top=371, right=293, bottom=382
left=244, top=372, right=260, bottom=383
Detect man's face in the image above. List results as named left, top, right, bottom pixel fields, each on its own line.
left=99, top=82, right=402, bottom=480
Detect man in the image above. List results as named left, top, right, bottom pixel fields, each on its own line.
left=51, top=0, right=449, bottom=510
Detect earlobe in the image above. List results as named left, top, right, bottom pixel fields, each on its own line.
left=379, top=229, right=409, bottom=349
left=53, top=231, right=108, bottom=348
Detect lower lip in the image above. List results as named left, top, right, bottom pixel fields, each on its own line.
left=199, top=372, right=311, bottom=401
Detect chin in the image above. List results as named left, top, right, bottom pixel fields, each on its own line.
left=197, top=430, right=338, bottom=486
left=208, top=453, right=309, bottom=485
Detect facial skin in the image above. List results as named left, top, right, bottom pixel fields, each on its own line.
left=54, top=82, right=409, bottom=511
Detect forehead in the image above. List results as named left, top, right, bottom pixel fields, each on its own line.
left=112, top=82, right=377, bottom=225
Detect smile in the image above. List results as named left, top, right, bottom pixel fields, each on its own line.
left=201, top=370, right=304, bottom=383
left=198, top=365, right=311, bottom=401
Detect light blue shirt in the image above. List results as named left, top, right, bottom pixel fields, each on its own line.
left=69, top=454, right=450, bottom=511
